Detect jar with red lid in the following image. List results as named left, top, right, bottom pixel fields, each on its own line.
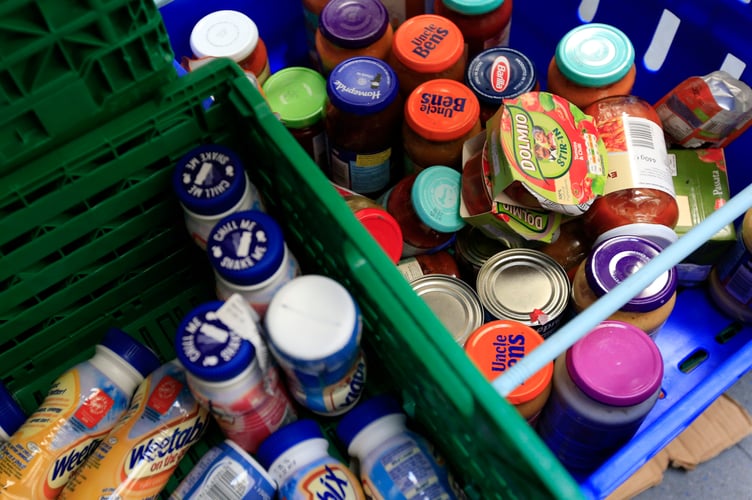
left=186, top=10, right=271, bottom=85
left=433, top=0, right=512, bottom=60
left=325, top=57, right=403, bottom=197
left=403, top=79, right=481, bottom=173
left=379, top=165, right=466, bottom=257
left=582, top=95, right=678, bottom=240
left=546, top=23, right=636, bottom=110
left=316, top=0, right=394, bottom=75
left=388, top=14, right=467, bottom=97
left=396, top=251, right=461, bottom=282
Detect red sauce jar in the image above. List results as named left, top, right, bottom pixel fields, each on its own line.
left=433, top=0, right=512, bottom=60
left=582, top=95, right=679, bottom=239
left=396, top=251, right=461, bottom=281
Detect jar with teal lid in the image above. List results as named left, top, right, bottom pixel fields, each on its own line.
left=433, top=0, right=513, bottom=59
left=263, top=67, right=330, bottom=174
left=379, top=165, right=466, bottom=257
left=547, top=23, right=636, bottom=110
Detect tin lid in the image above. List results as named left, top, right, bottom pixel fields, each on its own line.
left=554, top=23, right=635, bottom=87
left=100, top=328, right=161, bottom=379
left=593, top=223, right=679, bottom=250
left=476, top=249, right=570, bottom=328
left=411, top=166, right=466, bottom=233
left=440, top=0, right=504, bottom=15
left=175, top=301, right=256, bottom=382
left=319, top=0, right=390, bottom=49
left=355, top=207, right=404, bottom=263
left=190, top=10, right=260, bottom=62
left=264, top=275, right=361, bottom=366
left=405, top=79, right=481, bottom=142
left=262, top=67, right=327, bottom=129
left=257, top=419, right=325, bottom=469
left=464, top=320, right=553, bottom=405
left=466, top=47, right=538, bottom=106
left=0, top=382, right=26, bottom=438
left=173, top=144, right=249, bottom=216
left=585, top=235, right=678, bottom=313
left=336, top=394, right=404, bottom=446
left=454, top=226, right=514, bottom=270
left=410, top=274, right=484, bottom=345
left=392, top=15, right=464, bottom=73
left=567, top=320, right=663, bottom=406
left=327, top=57, right=399, bottom=115
left=207, top=210, right=286, bottom=286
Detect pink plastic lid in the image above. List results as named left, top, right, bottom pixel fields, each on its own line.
left=566, top=320, right=663, bottom=407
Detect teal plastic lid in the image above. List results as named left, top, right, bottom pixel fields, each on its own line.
left=440, top=0, right=503, bottom=15
left=411, top=166, right=466, bottom=233
left=263, top=67, right=327, bottom=129
left=555, top=23, right=634, bottom=87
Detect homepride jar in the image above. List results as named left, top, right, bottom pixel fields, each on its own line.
left=207, top=210, right=300, bottom=317
left=173, top=144, right=264, bottom=250
left=433, top=0, right=512, bottom=59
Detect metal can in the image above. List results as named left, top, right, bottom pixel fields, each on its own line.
left=411, top=274, right=485, bottom=346
left=453, top=225, right=519, bottom=286
left=476, top=249, right=570, bottom=338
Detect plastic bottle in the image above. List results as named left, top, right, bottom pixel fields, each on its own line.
left=336, top=394, right=459, bottom=499
left=0, top=328, right=160, bottom=499
left=0, top=382, right=25, bottom=442
left=708, top=208, right=752, bottom=323
left=264, top=275, right=367, bottom=416
left=257, top=419, right=366, bottom=499
left=58, top=360, right=210, bottom=499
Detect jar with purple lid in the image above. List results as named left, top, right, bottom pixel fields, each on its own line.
left=207, top=210, right=301, bottom=318
left=571, top=235, right=678, bottom=337
left=536, top=320, right=663, bottom=475
left=173, top=144, right=264, bottom=250
left=315, top=0, right=394, bottom=75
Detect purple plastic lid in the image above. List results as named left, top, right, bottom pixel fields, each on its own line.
left=319, top=0, right=389, bottom=49
left=585, top=235, right=677, bottom=313
left=327, top=57, right=399, bottom=115
left=567, top=320, right=663, bottom=406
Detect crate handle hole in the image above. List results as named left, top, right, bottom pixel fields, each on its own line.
left=715, top=321, right=743, bottom=345
left=678, top=348, right=709, bottom=374
left=643, top=9, right=680, bottom=71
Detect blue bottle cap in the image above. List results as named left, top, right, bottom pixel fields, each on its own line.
left=555, top=23, right=635, bottom=87
left=256, top=419, right=324, bottom=469
left=335, top=394, right=403, bottom=446
left=175, top=301, right=256, bottom=382
left=100, top=328, right=161, bottom=379
left=466, top=47, right=538, bottom=106
left=0, top=383, right=26, bottom=438
left=411, top=166, right=466, bottom=233
left=319, top=0, right=390, bottom=49
left=440, top=0, right=503, bottom=15
left=207, top=210, right=286, bottom=286
left=327, top=57, right=399, bottom=115
left=173, top=144, right=248, bottom=216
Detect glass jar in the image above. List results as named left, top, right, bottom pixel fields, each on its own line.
left=582, top=95, right=678, bottom=239
left=465, top=47, right=539, bottom=126
left=403, top=78, right=481, bottom=173
left=539, top=217, right=595, bottom=282
left=380, top=165, right=466, bottom=257
left=397, top=250, right=461, bottom=281
left=186, top=10, right=271, bottom=85
left=433, top=0, right=512, bottom=60
left=325, top=57, right=403, bottom=197
left=316, top=0, right=394, bottom=75
left=571, top=235, right=678, bottom=337
left=546, top=23, right=636, bottom=110
left=302, top=0, right=331, bottom=69
left=388, top=14, right=467, bottom=97
left=263, top=67, right=330, bottom=174
left=380, top=0, right=428, bottom=27
left=708, top=208, right=752, bottom=323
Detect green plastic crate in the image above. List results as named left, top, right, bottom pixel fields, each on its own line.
left=0, top=58, right=583, bottom=498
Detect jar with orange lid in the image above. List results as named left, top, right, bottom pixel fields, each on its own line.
left=546, top=23, right=636, bottom=110
left=316, top=0, right=394, bottom=75
left=388, top=14, right=467, bottom=97
left=325, top=57, right=403, bottom=197
left=464, top=319, right=553, bottom=425
left=433, top=0, right=512, bottom=59
left=185, top=10, right=271, bottom=85
left=403, top=79, right=481, bottom=173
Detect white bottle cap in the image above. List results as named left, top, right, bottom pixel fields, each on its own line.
left=190, top=10, right=259, bottom=62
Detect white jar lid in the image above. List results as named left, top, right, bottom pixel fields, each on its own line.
left=190, top=10, right=259, bottom=62
left=594, top=222, right=679, bottom=249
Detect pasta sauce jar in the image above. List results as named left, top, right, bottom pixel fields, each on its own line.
left=708, top=208, right=752, bottom=323
left=433, top=0, right=512, bottom=59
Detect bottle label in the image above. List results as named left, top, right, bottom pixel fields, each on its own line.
left=330, top=146, right=392, bottom=194
left=0, top=367, right=133, bottom=498
left=715, top=233, right=752, bottom=306
left=288, top=353, right=367, bottom=416
left=278, top=458, right=366, bottom=500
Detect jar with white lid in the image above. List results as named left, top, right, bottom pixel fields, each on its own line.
left=173, top=144, right=265, bottom=250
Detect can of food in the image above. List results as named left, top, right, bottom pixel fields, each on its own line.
left=476, top=249, right=570, bottom=338
left=411, top=274, right=485, bottom=346
left=453, top=225, right=520, bottom=286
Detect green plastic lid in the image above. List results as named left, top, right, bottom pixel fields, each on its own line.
left=440, top=0, right=503, bottom=15
left=555, top=23, right=635, bottom=87
left=262, top=67, right=327, bottom=129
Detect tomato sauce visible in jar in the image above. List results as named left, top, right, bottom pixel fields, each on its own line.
left=433, top=0, right=512, bottom=60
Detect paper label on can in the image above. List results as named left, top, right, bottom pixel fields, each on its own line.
left=330, top=146, right=392, bottom=194
left=278, top=459, right=366, bottom=500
